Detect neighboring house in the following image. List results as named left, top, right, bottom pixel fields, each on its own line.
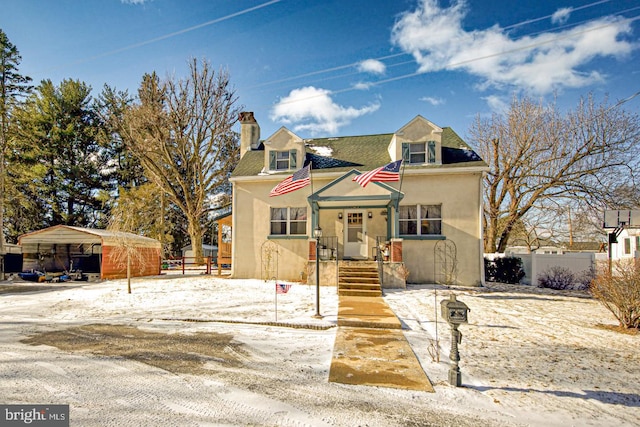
left=229, top=112, right=488, bottom=287
left=181, top=244, right=218, bottom=260
left=610, top=228, right=640, bottom=260
left=562, top=241, right=606, bottom=253
left=1, top=243, right=22, bottom=276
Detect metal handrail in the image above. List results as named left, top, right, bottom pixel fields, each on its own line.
left=376, top=236, right=389, bottom=287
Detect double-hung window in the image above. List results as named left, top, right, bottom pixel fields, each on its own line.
left=269, top=150, right=298, bottom=171
left=399, top=204, right=442, bottom=236
left=402, top=141, right=436, bottom=164
left=270, top=207, right=307, bottom=236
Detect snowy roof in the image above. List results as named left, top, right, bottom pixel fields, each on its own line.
left=18, top=225, right=161, bottom=249
left=231, top=128, right=485, bottom=178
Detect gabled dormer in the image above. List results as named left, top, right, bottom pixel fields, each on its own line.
left=264, top=127, right=306, bottom=172
left=388, top=115, right=442, bottom=166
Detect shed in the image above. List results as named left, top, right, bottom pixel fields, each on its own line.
left=181, top=244, right=218, bottom=260
left=213, top=211, right=232, bottom=274
left=18, top=225, right=162, bottom=280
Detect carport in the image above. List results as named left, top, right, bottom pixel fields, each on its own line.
left=18, top=225, right=161, bottom=280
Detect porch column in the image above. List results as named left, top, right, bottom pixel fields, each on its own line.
left=386, top=206, right=392, bottom=239
left=390, top=238, right=403, bottom=262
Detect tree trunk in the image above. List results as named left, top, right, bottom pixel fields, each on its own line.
left=0, top=143, right=5, bottom=280
left=484, top=218, right=498, bottom=253
left=187, top=215, right=204, bottom=264
left=127, top=251, right=131, bottom=294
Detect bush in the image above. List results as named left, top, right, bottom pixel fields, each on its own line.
left=484, top=257, right=498, bottom=282
left=485, top=256, right=525, bottom=284
left=590, top=260, right=640, bottom=330
left=538, top=266, right=575, bottom=290
left=537, top=266, right=593, bottom=291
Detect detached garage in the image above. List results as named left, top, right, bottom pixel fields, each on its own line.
left=18, top=225, right=162, bottom=280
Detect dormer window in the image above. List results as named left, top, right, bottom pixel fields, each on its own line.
left=403, top=141, right=436, bottom=164
left=269, top=149, right=298, bottom=171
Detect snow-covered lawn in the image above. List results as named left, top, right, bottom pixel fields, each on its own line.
left=0, top=274, right=638, bottom=426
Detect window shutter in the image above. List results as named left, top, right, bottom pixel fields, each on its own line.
left=269, top=151, right=276, bottom=170
left=290, top=149, right=297, bottom=169
left=428, top=141, right=436, bottom=163
left=402, top=143, right=410, bottom=162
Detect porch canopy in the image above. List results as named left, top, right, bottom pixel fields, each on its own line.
left=308, top=169, right=404, bottom=240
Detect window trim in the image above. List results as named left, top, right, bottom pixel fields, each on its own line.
left=269, top=206, right=308, bottom=237
left=269, top=149, right=298, bottom=171
left=399, top=204, right=443, bottom=237
left=402, top=141, right=437, bottom=165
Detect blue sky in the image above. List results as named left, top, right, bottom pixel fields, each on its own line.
left=2, top=0, right=639, bottom=141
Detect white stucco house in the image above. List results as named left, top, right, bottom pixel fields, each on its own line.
left=228, top=112, right=489, bottom=287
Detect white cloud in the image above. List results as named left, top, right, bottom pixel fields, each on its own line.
left=270, top=86, right=380, bottom=135
left=357, top=59, right=386, bottom=75
left=121, top=0, right=151, bottom=4
left=551, top=7, right=572, bottom=25
left=353, top=82, right=374, bottom=90
left=391, top=0, right=634, bottom=94
left=483, top=95, right=509, bottom=114
left=420, top=96, right=444, bottom=106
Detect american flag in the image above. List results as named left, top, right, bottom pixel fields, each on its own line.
left=352, top=160, right=403, bottom=188
left=269, top=164, right=311, bottom=197
left=276, top=283, right=292, bottom=294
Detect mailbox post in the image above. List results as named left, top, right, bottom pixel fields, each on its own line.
left=440, top=293, right=470, bottom=387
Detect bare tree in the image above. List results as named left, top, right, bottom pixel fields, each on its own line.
left=116, top=59, right=240, bottom=262
left=471, top=94, right=640, bottom=253
left=109, top=183, right=175, bottom=258
left=106, top=223, right=153, bottom=295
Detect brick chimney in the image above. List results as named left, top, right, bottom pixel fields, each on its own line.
left=239, top=112, right=260, bottom=158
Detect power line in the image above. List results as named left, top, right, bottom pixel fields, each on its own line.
left=250, top=0, right=626, bottom=93
left=265, top=13, right=640, bottom=108
left=38, top=0, right=283, bottom=73
left=502, top=0, right=613, bottom=31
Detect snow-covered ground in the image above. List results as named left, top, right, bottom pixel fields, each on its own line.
left=0, top=273, right=638, bottom=426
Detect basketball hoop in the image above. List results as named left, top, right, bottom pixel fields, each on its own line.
left=603, top=209, right=640, bottom=273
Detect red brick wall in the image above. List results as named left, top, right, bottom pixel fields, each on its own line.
left=309, top=240, right=317, bottom=261
left=101, top=246, right=161, bottom=280
left=390, top=240, right=403, bottom=262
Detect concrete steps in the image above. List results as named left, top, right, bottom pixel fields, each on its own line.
left=338, top=262, right=381, bottom=297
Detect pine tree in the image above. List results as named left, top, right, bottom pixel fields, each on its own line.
left=11, top=79, right=112, bottom=229
left=0, top=29, right=32, bottom=278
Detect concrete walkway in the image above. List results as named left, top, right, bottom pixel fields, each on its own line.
left=328, top=295, right=434, bottom=392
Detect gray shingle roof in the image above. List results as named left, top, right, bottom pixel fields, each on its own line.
left=231, top=128, right=486, bottom=178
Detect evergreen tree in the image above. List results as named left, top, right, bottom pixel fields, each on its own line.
left=11, top=79, right=113, bottom=230
left=95, top=85, right=145, bottom=189
left=0, top=29, right=32, bottom=256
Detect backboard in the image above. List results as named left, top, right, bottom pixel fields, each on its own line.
left=603, top=209, right=640, bottom=229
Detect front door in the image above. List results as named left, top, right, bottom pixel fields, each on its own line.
left=344, top=210, right=368, bottom=259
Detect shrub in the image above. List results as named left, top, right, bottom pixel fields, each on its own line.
left=484, top=257, right=498, bottom=282
left=575, top=268, right=596, bottom=290
left=538, top=266, right=575, bottom=290
left=537, top=266, right=593, bottom=291
left=590, top=260, right=640, bottom=330
left=493, top=256, right=525, bottom=284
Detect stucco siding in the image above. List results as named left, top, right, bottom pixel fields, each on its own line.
left=233, top=180, right=314, bottom=281
left=396, top=171, right=483, bottom=286
left=233, top=169, right=483, bottom=286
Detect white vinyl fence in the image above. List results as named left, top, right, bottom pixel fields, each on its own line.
left=486, top=252, right=606, bottom=286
